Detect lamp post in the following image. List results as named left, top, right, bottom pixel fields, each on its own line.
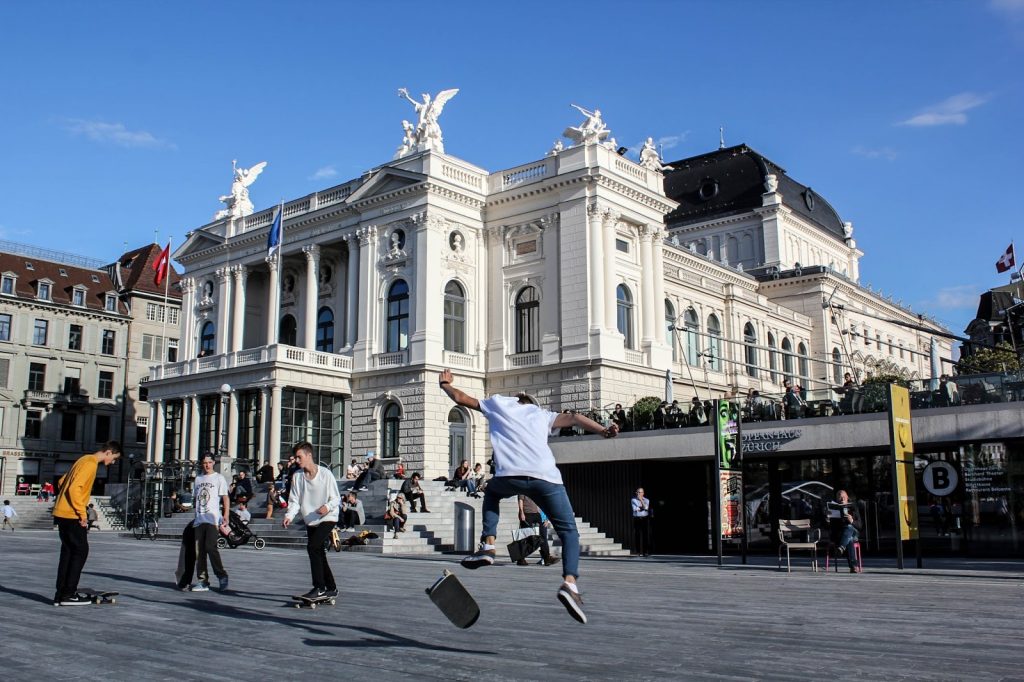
left=218, top=383, right=231, bottom=474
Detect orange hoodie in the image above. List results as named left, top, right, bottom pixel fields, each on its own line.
left=53, top=454, right=99, bottom=521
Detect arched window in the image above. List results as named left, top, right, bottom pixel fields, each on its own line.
left=832, top=347, right=843, bottom=383
left=279, top=315, right=297, bottom=346
left=316, top=307, right=334, bottom=353
left=684, top=308, right=700, bottom=366
left=706, top=314, right=721, bottom=371
left=665, top=299, right=676, bottom=362
left=744, top=322, right=758, bottom=378
left=782, top=337, right=795, bottom=382
left=616, top=284, right=634, bottom=349
left=382, top=403, right=401, bottom=459
left=514, top=286, right=540, bottom=353
left=447, top=407, right=467, bottom=470
left=386, top=280, right=410, bottom=353
left=199, top=322, right=215, bottom=357
left=443, top=281, right=466, bottom=353
left=798, top=342, right=809, bottom=383
left=767, top=333, right=779, bottom=383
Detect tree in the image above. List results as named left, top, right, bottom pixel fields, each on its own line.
left=955, top=342, right=1020, bottom=375
left=631, top=396, right=663, bottom=430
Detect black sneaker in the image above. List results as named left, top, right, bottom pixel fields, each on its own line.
left=324, top=589, right=339, bottom=598
left=59, top=593, right=93, bottom=606
left=557, top=584, right=587, bottom=624
left=461, top=545, right=496, bottom=569
left=300, top=588, right=326, bottom=600
left=515, top=558, right=529, bottom=566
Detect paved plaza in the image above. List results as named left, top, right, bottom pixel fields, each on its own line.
left=0, top=531, right=1021, bottom=681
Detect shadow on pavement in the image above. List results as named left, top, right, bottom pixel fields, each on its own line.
left=0, top=583, right=54, bottom=605
left=84, top=571, right=289, bottom=604
left=303, top=625, right=495, bottom=654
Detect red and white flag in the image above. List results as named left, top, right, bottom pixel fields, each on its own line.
left=996, top=243, right=1015, bottom=273
left=153, top=242, right=170, bottom=285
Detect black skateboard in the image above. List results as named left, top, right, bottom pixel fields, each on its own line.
left=426, top=569, right=480, bottom=629
left=292, top=594, right=336, bottom=609
left=77, top=588, right=119, bottom=605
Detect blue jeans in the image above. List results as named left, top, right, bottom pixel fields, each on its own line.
left=839, top=526, right=859, bottom=568
left=481, top=476, right=579, bottom=579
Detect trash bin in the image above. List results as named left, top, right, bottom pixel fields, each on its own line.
left=454, top=502, right=475, bottom=553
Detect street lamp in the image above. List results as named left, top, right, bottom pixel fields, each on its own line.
left=219, top=383, right=231, bottom=468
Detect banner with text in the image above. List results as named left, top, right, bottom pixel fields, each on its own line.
left=888, top=384, right=919, bottom=541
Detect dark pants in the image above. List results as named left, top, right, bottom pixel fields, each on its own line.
left=633, top=516, right=653, bottom=556
left=389, top=515, right=406, bottom=532
left=195, top=523, right=227, bottom=583
left=306, top=522, right=337, bottom=591
left=55, top=517, right=89, bottom=597
left=354, top=469, right=381, bottom=489
left=405, top=490, right=429, bottom=512
left=522, top=513, right=552, bottom=560
left=341, top=509, right=361, bottom=528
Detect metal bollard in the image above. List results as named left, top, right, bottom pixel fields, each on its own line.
left=454, top=502, right=475, bottom=552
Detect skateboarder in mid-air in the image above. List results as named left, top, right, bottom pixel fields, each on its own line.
left=438, top=369, right=618, bottom=624
left=283, top=441, right=342, bottom=603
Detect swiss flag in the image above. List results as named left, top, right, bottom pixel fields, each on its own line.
left=153, top=242, right=170, bottom=285
left=996, top=243, right=1015, bottom=274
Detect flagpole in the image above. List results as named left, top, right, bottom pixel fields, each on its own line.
left=276, top=201, right=284, bottom=345
left=160, top=238, right=171, bottom=370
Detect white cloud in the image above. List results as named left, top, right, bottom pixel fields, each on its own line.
left=851, top=145, right=898, bottom=161
left=309, top=166, right=339, bottom=181
left=924, top=285, right=981, bottom=311
left=65, top=118, right=174, bottom=149
left=897, top=92, right=991, bottom=127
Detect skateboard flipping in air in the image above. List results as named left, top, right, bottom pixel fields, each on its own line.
left=426, top=569, right=480, bottom=629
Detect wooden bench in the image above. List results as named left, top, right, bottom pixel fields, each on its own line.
left=777, top=519, right=820, bottom=572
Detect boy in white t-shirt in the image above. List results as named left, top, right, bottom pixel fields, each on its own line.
left=191, top=454, right=230, bottom=592
left=439, top=368, right=617, bottom=624
left=2, top=500, right=16, bottom=531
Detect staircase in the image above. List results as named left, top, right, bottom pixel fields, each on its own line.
left=2, top=498, right=56, bottom=530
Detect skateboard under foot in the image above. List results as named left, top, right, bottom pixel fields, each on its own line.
left=77, top=588, right=119, bottom=605
left=292, top=594, right=336, bottom=609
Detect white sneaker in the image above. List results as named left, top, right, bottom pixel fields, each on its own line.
left=190, top=583, right=210, bottom=592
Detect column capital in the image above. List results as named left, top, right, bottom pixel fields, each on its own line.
left=638, top=223, right=658, bottom=241
left=231, top=264, right=248, bottom=281
left=587, top=201, right=603, bottom=218
left=602, top=208, right=621, bottom=226
left=215, top=267, right=231, bottom=282
left=265, top=255, right=280, bottom=272
left=302, top=244, right=321, bottom=262
left=179, top=277, right=196, bottom=294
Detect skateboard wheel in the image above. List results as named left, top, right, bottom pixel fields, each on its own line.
left=109, top=598, right=116, bottom=605
left=294, top=603, right=301, bottom=608
left=309, top=603, right=317, bottom=610
left=254, top=538, right=266, bottom=550
left=329, top=599, right=336, bottom=605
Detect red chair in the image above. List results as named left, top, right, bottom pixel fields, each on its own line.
left=826, top=540, right=863, bottom=573
left=15, top=482, right=30, bottom=496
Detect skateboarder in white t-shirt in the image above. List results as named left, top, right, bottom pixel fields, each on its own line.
left=438, top=368, right=617, bottom=624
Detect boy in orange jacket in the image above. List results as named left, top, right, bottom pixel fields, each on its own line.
left=52, top=441, right=121, bottom=605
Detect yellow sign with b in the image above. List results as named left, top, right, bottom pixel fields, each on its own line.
left=888, top=384, right=918, bottom=541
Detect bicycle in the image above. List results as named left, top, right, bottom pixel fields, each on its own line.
left=127, top=511, right=159, bottom=541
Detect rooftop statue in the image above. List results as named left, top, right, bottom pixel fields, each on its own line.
left=214, top=160, right=267, bottom=220
left=563, top=104, right=610, bottom=146
left=639, top=137, right=672, bottom=172
left=397, top=87, right=459, bottom=155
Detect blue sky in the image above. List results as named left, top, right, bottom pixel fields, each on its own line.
left=1, top=1, right=1022, bottom=340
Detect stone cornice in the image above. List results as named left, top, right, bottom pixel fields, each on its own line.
left=662, top=244, right=757, bottom=288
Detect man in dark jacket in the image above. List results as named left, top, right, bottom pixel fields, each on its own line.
left=400, top=472, right=430, bottom=512
left=353, top=454, right=384, bottom=491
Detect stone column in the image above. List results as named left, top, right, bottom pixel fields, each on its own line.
left=187, top=395, right=200, bottom=461
left=269, top=385, right=283, bottom=464
left=587, top=203, right=605, bottom=331
left=652, top=229, right=666, bottom=327
left=231, top=265, right=247, bottom=353
left=215, top=268, right=232, bottom=355
left=345, top=235, right=359, bottom=349
left=265, top=256, right=280, bottom=346
left=226, top=390, right=239, bottom=461
left=640, top=226, right=656, bottom=344
left=303, top=244, right=320, bottom=350
left=259, top=386, right=271, bottom=464
left=179, top=278, right=195, bottom=359
left=151, top=400, right=165, bottom=464
left=354, top=226, right=376, bottom=355
left=602, top=210, right=618, bottom=332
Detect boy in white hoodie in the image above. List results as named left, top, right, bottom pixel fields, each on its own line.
left=283, top=441, right=341, bottom=600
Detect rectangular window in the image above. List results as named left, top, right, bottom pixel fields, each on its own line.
left=95, top=415, right=110, bottom=443
left=146, top=303, right=162, bottom=322
left=28, top=362, right=46, bottom=391
left=98, top=370, right=114, bottom=399
left=0, top=358, right=8, bottom=388
left=0, top=406, right=4, bottom=436
left=101, top=329, right=115, bottom=355
left=72, top=289, right=85, bottom=306
left=60, top=412, right=77, bottom=441
left=615, top=239, right=630, bottom=253
left=33, top=319, right=48, bottom=345
left=168, top=308, right=179, bottom=325
left=136, top=423, right=147, bottom=443
left=63, top=377, right=80, bottom=395
left=1, top=276, right=13, bottom=295
left=105, top=294, right=117, bottom=312
left=25, top=410, right=42, bottom=439
left=38, top=282, right=51, bottom=300
left=68, top=324, right=82, bottom=350
left=0, top=313, right=10, bottom=341
left=167, top=338, right=178, bottom=363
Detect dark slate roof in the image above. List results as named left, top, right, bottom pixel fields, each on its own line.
left=973, top=291, right=1016, bottom=323
left=662, top=144, right=847, bottom=239
left=0, top=252, right=126, bottom=314
left=112, top=243, right=181, bottom=297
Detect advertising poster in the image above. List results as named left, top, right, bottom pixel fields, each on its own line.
left=714, top=400, right=743, bottom=541
left=888, top=384, right=919, bottom=541
left=720, top=470, right=744, bottom=539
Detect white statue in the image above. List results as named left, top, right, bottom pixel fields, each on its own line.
left=639, top=137, right=671, bottom=171
left=563, top=104, right=610, bottom=146
left=763, top=173, right=779, bottom=193
left=397, top=87, right=460, bottom=154
left=214, top=160, right=267, bottom=220
left=843, top=221, right=855, bottom=239
left=450, top=232, right=464, bottom=253
left=548, top=140, right=564, bottom=156
left=393, top=120, right=417, bottom=159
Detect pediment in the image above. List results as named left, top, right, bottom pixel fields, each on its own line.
left=174, top=230, right=224, bottom=260
left=345, top=168, right=426, bottom=205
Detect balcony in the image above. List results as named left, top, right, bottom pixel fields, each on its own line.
left=22, top=390, right=90, bottom=408
left=149, top=344, right=353, bottom=381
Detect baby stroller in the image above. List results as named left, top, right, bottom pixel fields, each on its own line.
left=216, top=510, right=266, bottom=550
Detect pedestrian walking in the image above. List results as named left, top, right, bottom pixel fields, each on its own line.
left=2, top=500, right=17, bottom=532
left=440, top=368, right=617, bottom=624
left=51, top=441, right=121, bottom=605
left=283, top=441, right=341, bottom=602
left=190, top=454, right=230, bottom=592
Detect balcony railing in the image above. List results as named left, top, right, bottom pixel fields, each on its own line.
left=22, top=390, right=90, bottom=407
left=374, top=351, right=407, bottom=368
left=150, top=344, right=353, bottom=380
left=443, top=350, right=477, bottom=369
left=509, top=352, right=540, bottom=368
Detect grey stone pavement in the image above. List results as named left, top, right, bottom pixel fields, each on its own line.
left=0, top=531, right=1021, bottom=682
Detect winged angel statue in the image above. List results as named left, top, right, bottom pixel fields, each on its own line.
left=214, top=160, right=267, bottom=220
left=562, top=104, right=611, bottom=146
left=395, top=87, right=459, bottom=157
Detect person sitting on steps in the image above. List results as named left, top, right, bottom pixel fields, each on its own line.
left=400, top=473, right=430, bottom=513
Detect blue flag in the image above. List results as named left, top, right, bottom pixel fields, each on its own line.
left=267, top=207, right=282, bottom=257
